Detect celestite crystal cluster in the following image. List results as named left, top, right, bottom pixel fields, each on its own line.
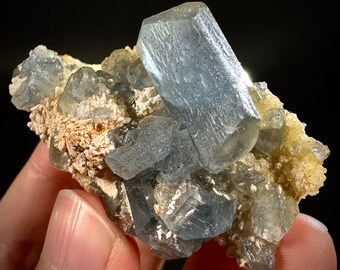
left=9, top=2, right=329, bottom=269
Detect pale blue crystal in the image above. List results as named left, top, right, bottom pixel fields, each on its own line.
left=123, top=169, right=159, bottom=242
left=136, top=2, right=260, bottom=173
left=101, top=48, right=137, bottom=83
left=96, top=70, right=135, bottom=104
left=237, top=236, right=276, bottom=270
left=248, top=82, right=286, bottom=155
left=255, top=108, right=286, bottom=155
left=124, top=171, right=203, bottom=259
left=10, top=45, right=64, bottom=111
left=156, top=180, right=237, bottom=240
left=311, top=140, right=330, bottom=161
left=108, top=122, right=139, bottom=148
left=251, top=183, right=299, bottom=243
left=105, top=116, right=177, bottom=179
left=190, top=168, right=234, bottom=193
left=57, top=67, right=110, bottom=115
left=231, top=163, right=266, bottom=197
left=127, top=58, right=154, bottom=89
left=157, top=127, right=199, bottom=183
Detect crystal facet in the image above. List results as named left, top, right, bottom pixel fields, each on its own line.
left=157, top=128, right=199, bottom=183
left=155, top=180, right=237, bottom=240
left=105, top=115, right=177, bottom=180
left=10, top=45, right=64, bottom=111
left=8, top=2, right=330, bottom=269
left=123, top=171, right=203, bottom=259
left=136, top=2, right=261, bottom=173
left=58, top=67, right=111, bottom=116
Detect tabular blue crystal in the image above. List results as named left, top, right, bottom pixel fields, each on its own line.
left=10, top=45, right=64, bottom=111
left=237, top=236, right=276, bottom=270
left=97, top=70, right=135, bottom=105
left=251, top=183, right=298, bottom=243
left=136, top=2, right=260, bottom=173
left=57, top=67, right=110, bottom=115
left=124, top=171, right=203, bottom=259
left=156, top=180, right=237, bottom=240
left=105, top=116, right=177, bottom=179
left=127, top=58, right=154, bottom=90
left=157, top=127, right=199, bottom=183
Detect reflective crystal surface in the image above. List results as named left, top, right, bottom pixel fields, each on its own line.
left=251, top=183, right=299, bottom=243
left=10, top=45, right=64, bottom=111
left=49, top=134, right=68, bottom=171
left=9, top=2, right=330, bottom=269
left=58, top=67, right=110, bottom=116
left=157, top=128, right=199, bottom=183
left=101, top=48, right=138, bottom=83
left=123, top=171, right=203, bottom=259
left=136, top=2, right=260, bottom=173
left=237, top=236, right=276, bottom=270
left=155, top=180, right=237, bottom=240
left=105, top=116, right=177, bottom=180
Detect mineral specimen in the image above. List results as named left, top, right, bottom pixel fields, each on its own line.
left=9, top=2, right=329, bottom=269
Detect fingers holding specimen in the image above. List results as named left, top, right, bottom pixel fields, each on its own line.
left=36, top=189, right=140, bottom=270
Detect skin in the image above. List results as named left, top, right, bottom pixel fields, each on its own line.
left=0, top=141, right=337, bottom=269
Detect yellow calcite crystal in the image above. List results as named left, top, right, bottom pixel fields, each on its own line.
left=249, top=82, right=329, bottom=201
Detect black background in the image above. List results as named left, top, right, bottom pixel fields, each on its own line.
left=0, top=0, right=338, bottom=268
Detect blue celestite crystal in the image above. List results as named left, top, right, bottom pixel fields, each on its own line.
left=236, top=236, right=276, bottom=270
left=157, top=127, right=199, bottom=183
left=155, top=180, right=237, bottom=240
left=105, top=115, right=177, bottom=180
left=136, top=2, right=260, bottom=173
left=10, top=45, right=64, bottom=111
left=103, top=1, right=262, bottom=259
left=123, top=171, right=203, bottom=259
left=57, top=67, right=111, bottom=116
left=249, top=82, right=286, bottom=155
left=251, top=183, right=299, bottom=243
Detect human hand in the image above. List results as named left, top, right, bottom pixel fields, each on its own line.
left=0, top=141, right=337, bottom=269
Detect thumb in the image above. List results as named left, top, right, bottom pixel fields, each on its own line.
left=36, top=189, right=140, bottom=270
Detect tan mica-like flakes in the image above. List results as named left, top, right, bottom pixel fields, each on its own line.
left=8, top=2, right=330, bottom=269
left=25, top=46, right=132, bottom=189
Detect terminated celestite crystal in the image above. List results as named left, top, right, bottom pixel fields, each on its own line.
left=10, top=46, right=65, bottom=111
left=9, top=2, right=330, bottom=269
left=136, top=2, right=260, bottom=173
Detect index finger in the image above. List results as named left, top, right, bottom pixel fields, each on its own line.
left=0, top=141, right=80, bottom=269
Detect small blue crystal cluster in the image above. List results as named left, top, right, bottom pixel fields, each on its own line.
left=105, top=1, right=262, bottom=259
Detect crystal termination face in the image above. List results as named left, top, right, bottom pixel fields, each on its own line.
left=9, top=2, right=329, bottom=269
left=136, top=2, right=260, bottom=173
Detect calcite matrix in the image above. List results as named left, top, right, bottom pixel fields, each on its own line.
left=9, top=2, right=329, bottom=269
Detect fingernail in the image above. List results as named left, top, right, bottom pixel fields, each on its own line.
left=36, top=190, right=116, bottom=270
